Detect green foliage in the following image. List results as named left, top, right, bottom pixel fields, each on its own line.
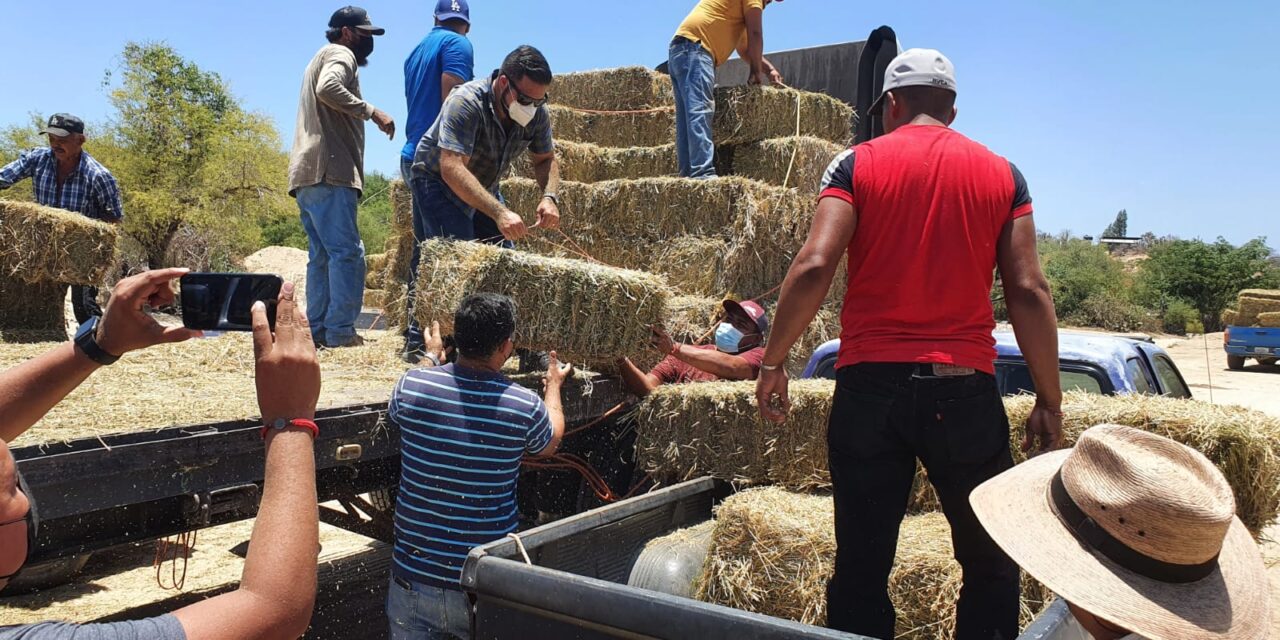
left=1136, top=237, right=1280, bottom=331
left=1102, top=209, right=1128, bottom=238
left=96, top=41, right=293, bottom=267
left=1067, top=290, right=1154, bottom=333
left=1039, top=238, right=1129, bottom=320
left=1161, top=298, right=1201, bottom=335
left=260, top=171, right=395, bottom=254
left=0, top=115, right=46, bottom=203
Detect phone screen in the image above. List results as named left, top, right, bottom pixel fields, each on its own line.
left=180, top=273, right=283, bottom=331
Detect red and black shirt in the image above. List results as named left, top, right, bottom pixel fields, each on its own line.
left=819, top=124, right=1033, bottom=374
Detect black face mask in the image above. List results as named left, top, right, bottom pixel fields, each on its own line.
left=353, top=34, right=374, bottom=67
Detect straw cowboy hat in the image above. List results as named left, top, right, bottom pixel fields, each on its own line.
left=970, top=424, right=1269, bottom=639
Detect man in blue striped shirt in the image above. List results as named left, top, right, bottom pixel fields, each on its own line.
left=386, top=292, right=569, bottom=639
left=0, top=113, right=124, bottom=325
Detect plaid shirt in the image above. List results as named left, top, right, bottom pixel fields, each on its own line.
left=0, top=147, right=124, bottom=221
left=411, top=76, right=553, bottom=208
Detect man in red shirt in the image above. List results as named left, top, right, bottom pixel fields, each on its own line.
left=755, top=49, right=1064, bottom=639
left=618, top=300, right=767, bottom=397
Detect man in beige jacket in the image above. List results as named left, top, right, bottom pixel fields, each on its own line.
left=288, top=5, right=395, bottom=349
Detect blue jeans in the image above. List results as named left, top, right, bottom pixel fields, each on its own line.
left=296, top=183, right=365, bottom=346
left=669, top=37, right=717, bottom=179
left=402, top=163, right=508, bottom=352
left=386, top=576, right=471, bottom=640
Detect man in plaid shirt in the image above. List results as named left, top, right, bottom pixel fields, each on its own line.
left=0, top=113, right=124, bottom=324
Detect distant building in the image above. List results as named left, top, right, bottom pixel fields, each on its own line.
left=1099, top=236, right=1144, bottom=256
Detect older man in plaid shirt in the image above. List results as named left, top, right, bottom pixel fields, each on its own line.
left=0, top=113, right=124, bottom=324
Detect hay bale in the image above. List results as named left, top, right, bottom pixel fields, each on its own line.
left=648, top=236, right=727, bottom=295
left=366, top=253, right=387, bottom=289
left=635, top=380, right=834, bottom=489
left=636, top=385, right=1280, bottom=535
left=724, top=136, right=844, bottom=190
left=1223, top=308, right=1240, bottom=327
left=551, top=66, right=674, bottom=111
left=362, top=288, right=383, bottom=309
left=1238, top=296, right=1280, bottom=326
left=696, top=488, right=1052, bottom=636
left=413, top=238, right=671, bottom=365
left=0, top=200, right=118, bottom=285
left=381, top=283, right=410, bottom=329
left=550, top=86, right=852, bottom=148
left=1239, top=289, right=1280, bottom=302
left=513, top=141, right=677, bottom=183
left=1259, top=312, right=1280, bottom=328
left=0, top=278, right=67, bottom=343
left=713, top=86, right=853, bottom=146
left=389, top=179, right=413, bottom=233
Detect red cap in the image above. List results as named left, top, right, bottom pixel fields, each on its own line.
left=722, top=299, right=769, bottom=336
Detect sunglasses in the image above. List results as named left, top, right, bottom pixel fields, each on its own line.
left=503, top=73, right=549, bottom=107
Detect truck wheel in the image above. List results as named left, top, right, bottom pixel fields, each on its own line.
left=1227, top=355, right=1246, bottom=370
left=3, top=554, right=92, bottom=594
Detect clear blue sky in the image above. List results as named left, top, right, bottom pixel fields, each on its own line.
left=2, top=1, right=1277, bottom=245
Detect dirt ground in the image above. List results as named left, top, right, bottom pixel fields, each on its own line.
left=1161, top=332, right=1280, bottom=417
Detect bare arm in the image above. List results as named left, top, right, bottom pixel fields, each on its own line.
left=616, top=357, right=662, bottom=398
left=534, top=352, right=570, bottom=457
left=440, top=150, right=528, bottom=240
left=530, top=150, right=562, bottom=231
left=440, top=72, right=466, bottom=104
left=997, top=214, right=1064, bottom=452
left=174, top=283, right=322, bottom=640
left=757, top=197, right=856, bottom=422
left=672, top=345, right=754, bottom=379
left=0, top=269, right=198, bottom=443
left=741, top=7, right=768, bottom=82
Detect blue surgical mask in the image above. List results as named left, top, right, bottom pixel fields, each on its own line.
left=715, top=323, right=744, bottom=354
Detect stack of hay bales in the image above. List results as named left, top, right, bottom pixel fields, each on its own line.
left=378, top=179, right=416, bottom=327
left=413, top=238, right=671, bottom=366
left=696, top=488, right=1053, bottom=637
left=0, top=200, right=118, bottom=342
left=636, top=386, right=1280, bottom=536
left=1225, top=289, right=1280, bottom=328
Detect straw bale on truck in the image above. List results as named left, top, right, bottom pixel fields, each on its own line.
left=0, top=200, right=118, bottom=285
left=550, top=66, right=675, bottom=111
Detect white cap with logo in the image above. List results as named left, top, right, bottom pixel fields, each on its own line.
left=868, top=48, right=957, bottom=115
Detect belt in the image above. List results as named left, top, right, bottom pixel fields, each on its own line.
left=846, top=362, right=981, bottom=379
left=392, top=566, right=451, bottom=593
left=671, top=35, right=698, bottom=46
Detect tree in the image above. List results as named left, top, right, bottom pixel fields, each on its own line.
left=1102, top=209, right=1128, bottom=238
left=1136, top=237, right=1280, bottom=331
left=100, top=42, right=292, bottom=266
left=1040, top=238, right=1130, bottom=319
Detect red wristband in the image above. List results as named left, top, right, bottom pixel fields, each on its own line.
left=260, top=418, right=319, bottom=440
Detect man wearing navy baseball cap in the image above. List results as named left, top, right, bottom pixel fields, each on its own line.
left=288, top=6, right=395, bottom=349
left=0, top=112, right=124, bottom=328
left=617, top=299, right=771, bottom=398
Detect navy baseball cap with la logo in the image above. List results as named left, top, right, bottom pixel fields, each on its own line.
left=435, top=0, right=470, bottom=23
left=39, top=113, right=84, bottom=138
left=329, top=6, right=385, bottom=35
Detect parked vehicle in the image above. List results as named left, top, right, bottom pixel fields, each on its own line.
left=1224, top=325, right=1280, bottom=370
left=801, top=331, right=1192, bottom=398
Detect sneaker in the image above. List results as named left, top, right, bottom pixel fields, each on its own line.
left=327, top=334, right=365, bottom=349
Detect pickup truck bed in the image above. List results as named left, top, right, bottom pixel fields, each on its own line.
left=1225, top=325, right=1280, bottom=370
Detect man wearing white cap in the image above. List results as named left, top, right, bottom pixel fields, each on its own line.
left=756, top=48, right=1063, bottom=638
left=972, top=425, right=1270, bottom=639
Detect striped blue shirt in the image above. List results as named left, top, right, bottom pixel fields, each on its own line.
left=389, top=363, right=552, bottom=589
left=0, top=147, right=123, bottom=221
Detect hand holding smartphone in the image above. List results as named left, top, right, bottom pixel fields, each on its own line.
left=180, top=273, right=284, bottom=332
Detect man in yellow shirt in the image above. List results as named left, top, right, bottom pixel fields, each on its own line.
left=669, top=0, right=783, bottom=178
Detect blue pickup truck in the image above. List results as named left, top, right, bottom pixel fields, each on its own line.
left=1224, top=326, right=1280, bottom=370
left=801, top=330, right=1193, bottom=398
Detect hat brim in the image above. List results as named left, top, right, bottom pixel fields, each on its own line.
left=970, top=448, right=1269, bottom=639
left=868, top=91, right=887, bottom=117
left=435, top=11, right=470, bottom=23
left=355, top=25, right=386, bottom=35
left=39, top=127, right=72, bottom=138
left=721, top=299, right=763, bottom=334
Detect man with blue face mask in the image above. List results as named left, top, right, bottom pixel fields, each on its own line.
left=617, top=299, right=769, bottom=398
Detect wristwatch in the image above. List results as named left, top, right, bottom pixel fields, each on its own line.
left=74, top=317, right=120, bottom=366
left=542, top=193, right=559, bottom=206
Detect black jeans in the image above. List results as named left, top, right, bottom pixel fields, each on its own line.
left=826, top=363, right=1019, bottom=640
left=70, top=285, right=102, bottom=325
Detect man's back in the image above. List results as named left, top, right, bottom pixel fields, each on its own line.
left=820, top=124, right=1032, bottom=373
left=402, top=27, right=474, bottom=162
left=388, top=363, right=552, bottom=589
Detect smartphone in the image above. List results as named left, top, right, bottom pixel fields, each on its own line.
left=180, top=273, right=283, bottom=332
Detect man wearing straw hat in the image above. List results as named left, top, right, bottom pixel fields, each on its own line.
left=755, top=48, right=1064, bottom=639
left=972, top=424, right=1270, bottom=639
left=0, top=113, right=123, bottom=325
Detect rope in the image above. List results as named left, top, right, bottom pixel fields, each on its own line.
left=153, top=529, right=198, bottom=590
left=564, top=105, right=675, bottom=115
left=1202, top=332, right=1215, bottom=404
left=563, top=402, right=628, bottom=438
left=781, top=89, right=803, bottom=189
left=507, top=532, right=533, bottom=565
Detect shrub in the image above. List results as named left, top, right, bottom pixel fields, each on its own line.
left=1162, top=299, right=1201, bottom=335
left=1067, top=291, right=1154, bottom=333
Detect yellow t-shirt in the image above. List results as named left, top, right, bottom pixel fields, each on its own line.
left=674, top=0, right=766, bottom=67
